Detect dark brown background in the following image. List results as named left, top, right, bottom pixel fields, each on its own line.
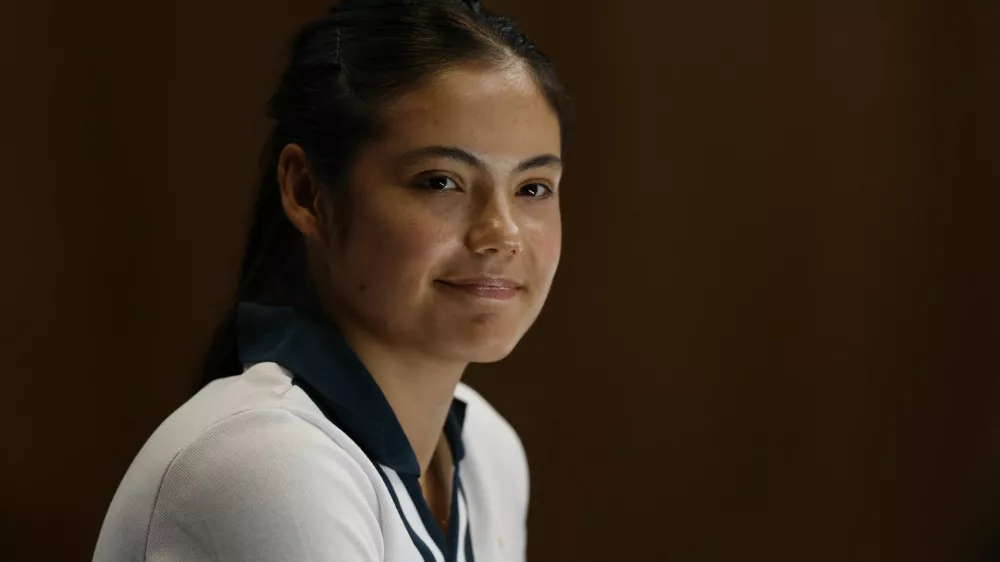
left=4, top=0, right=998, bottom=560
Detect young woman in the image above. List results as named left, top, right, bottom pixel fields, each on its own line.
left=93, top=1, right=568, bottom=560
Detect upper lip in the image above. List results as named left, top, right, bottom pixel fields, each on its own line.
left=437, top=275, right=523, bottom=289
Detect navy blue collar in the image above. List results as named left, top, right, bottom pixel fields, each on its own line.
left=236, top=302, right=466, bottom=477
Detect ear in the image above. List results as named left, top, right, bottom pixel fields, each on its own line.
left=277, top=143, right=329, bottom=243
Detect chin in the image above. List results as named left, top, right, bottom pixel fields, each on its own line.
left=465, top=341, right=518, bottom=364
left=437, top=329, right=523, bottom=364
left=422, top=305, right=540, bottom=364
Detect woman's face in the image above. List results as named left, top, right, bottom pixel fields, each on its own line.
left=322, top=63, right=562, bottom=364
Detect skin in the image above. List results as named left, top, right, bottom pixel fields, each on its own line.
left=277, top=61, right=563, bottom=530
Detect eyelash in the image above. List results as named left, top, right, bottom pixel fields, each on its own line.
left=413, top=175, right=461, bottom=192
left=413, top=174, right=555, bottom=200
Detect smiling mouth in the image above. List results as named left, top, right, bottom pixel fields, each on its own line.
left=435, top=277, right=522, bottom=300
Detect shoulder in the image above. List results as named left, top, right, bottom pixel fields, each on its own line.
left=151, top=361, right=381, bottom=511
left=118, top=362, right=347, bottom=488
left=455, top=382, right=530, bottom=504
left=144, top=406, right=383, bottom=560
left=95, top=363, right=384, bottom=561
left=158, top=406, right=375, bottom=498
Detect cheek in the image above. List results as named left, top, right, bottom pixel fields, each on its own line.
left=525, top=211, right=563, bottom=285
left=344, top=196, right=453, bottom=291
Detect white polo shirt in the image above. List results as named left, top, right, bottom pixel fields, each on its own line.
left=94, top=303, right=529, bottom=562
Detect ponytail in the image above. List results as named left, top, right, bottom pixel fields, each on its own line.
left=197, top=134, right=312, bottom=389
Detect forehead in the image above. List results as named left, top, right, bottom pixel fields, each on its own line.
left=375, top=64, right=561, bottom=160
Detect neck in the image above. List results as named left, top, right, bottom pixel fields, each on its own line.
left=338, top=324, right=466, bottom=476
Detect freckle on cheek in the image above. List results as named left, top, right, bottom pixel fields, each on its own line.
left=358, top=284, right=366, bottom=293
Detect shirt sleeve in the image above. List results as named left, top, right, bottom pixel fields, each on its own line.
left=144, top=408, right=383, bottom=562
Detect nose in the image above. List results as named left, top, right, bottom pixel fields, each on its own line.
left=466, top=197, right=523, bottom=257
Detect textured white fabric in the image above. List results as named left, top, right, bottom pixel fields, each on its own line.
left=94, top=362, right=528, bottom=562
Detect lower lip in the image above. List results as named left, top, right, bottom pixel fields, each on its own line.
left=436, top=281, right=519, bottom=300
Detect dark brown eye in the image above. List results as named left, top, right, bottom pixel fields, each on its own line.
left=415, top=175, right=460, bottom=192
left=517, top=183, right=553, bottom=199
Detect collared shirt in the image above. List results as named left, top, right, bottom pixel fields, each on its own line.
left=93, top=303, right=529, bottom=562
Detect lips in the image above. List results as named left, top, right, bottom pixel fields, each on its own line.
left=436, top=276, right=522, bottom=300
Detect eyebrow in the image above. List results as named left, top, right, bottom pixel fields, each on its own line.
left=399, top=145, right=562, bottom=173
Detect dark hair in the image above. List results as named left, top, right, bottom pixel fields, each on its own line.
left=198, top=0, right=570, bottom=389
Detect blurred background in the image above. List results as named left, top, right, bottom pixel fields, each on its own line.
left=3, top=0, right=999, bottom=560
